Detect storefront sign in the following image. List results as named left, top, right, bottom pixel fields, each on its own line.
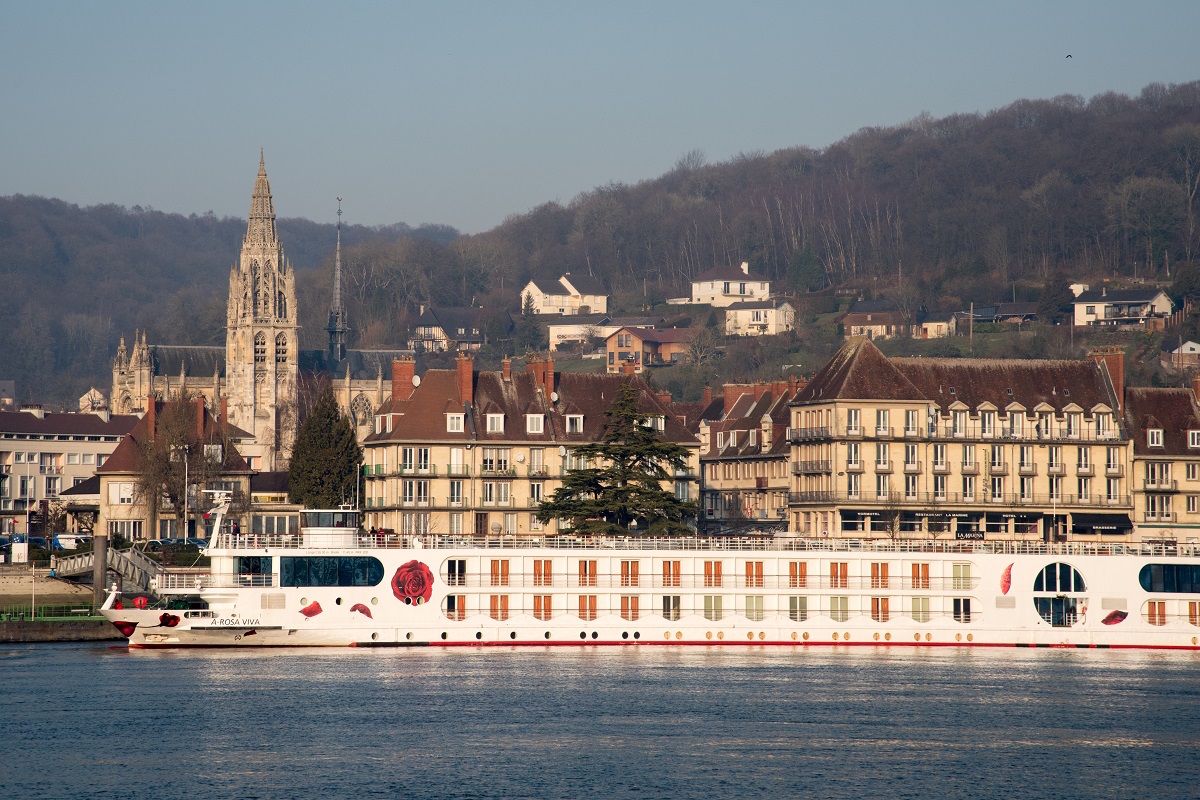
left=955, top=531, right=985, bottom=541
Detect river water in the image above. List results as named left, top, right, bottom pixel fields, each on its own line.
left=2, top=644, right=1198, bottom=799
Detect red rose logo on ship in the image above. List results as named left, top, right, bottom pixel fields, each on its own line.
left=391, top=561, right=434, bottom=605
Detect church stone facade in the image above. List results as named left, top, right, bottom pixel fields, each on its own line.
left=223, top=155, right=299, bottom=466
left=109, top=155, right=405, bottom=470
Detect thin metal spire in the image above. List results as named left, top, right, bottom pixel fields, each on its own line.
left=327, top=197, right=349, bottom=362
left=333, top=197, right=343, bottom=314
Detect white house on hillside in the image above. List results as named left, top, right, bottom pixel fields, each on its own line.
left=522, top=273, right=608, bottom=315
left=725, top=299, right=795, bottom=336
left=1073, top=287, right=1172, bottom=329
left=691, top=262, right=771, bottom=308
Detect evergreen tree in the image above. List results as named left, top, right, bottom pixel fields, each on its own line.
left=288, top=387, right=362, bottom=508
left=536, top=383, right=696, bottom=536
left=1037, top=273, right=1075, bottom=324
left=514, top=291, right=545, bottom=354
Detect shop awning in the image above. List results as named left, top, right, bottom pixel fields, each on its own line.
left=1070, top=512, right=1133, bottom=533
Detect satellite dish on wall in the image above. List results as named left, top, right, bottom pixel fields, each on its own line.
left=515, top=453, right=525, bottom=463
left=558, top=446, right=567, bottom=456
left=550, top=391, right=559, bottom=402
left=412, top=375, right=421, bottom=387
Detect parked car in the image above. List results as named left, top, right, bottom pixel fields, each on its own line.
left=145, top=538, right=173, bottom=551
left=186, top=538, right=210, bottom=551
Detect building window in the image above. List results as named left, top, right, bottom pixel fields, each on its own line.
left=487, top=414, right=504, bottom=434
left=1189, top=464, right=1199, bottom=481
left=703, top=596, right=723, bottom=621
left=446, top=414, right=464, bottom=433
left=578, top=595, right=597, bottom=621
left=846, top=409, right=860, bottom=436
left=254, top=332, right=266, bottom=363
left=912, top=596, right=930, bottom=623
left=871, top=597, right=890, bottom=622
left=621, top=596, right=640, bottom=621
left=875, top=409, right=889, bottom=435
left=829, top=596, right=849, bottom=622
left=566, top=415, right=584, bottom=434
left=275, top=333, right=287, bottom=363
left=526, top=414, right=543, bottom=434
left=788, top=596, right=808, bottom=622
left=745, top=596, right=765, bottom=621
left=662, top=595, right=681, bottom=621
left=1190, top=431, right=1200, bottom=449
left=445, top=595, right=466, bottom=621
left=1148, top=429, right=1163, bottom=447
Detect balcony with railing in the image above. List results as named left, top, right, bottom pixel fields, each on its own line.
left=1018, top=462, right=1037, bottom=476
left=903, top=460, right=922, bottom=474
left=1076, top=463, right=1094, bottom=477
left=788, top=490, right=1131, bottom=508
left=786, top=426, right=831, bottom=443
left=988, top=461, right=1008, bottom=476
left=1141, top=479, right=1178, bottom=492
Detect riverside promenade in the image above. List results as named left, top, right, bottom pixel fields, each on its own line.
left=0, top=567, right=121, bottom=642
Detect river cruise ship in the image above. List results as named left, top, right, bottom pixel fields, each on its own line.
left=100, top=498, right=1200, bottom=649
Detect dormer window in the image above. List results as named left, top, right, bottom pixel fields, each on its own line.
left=749, top=429, right=757, bottom=447
left=446, top=414, right=464, bottom=433
left=375, top=415, right=384, bottom=434
left=1095, top=412, right=1111, bottom=437
left=526, top=414, right=544, bottom=434
left=717, top=432, right=725, bottom=449
left=1148, top=429, right=1164, bottom=448
left=566, top=415, right=584, bottom=434
left=1190, top=431, right=1200, bottom=449
left=980, top=411, right=995, bottom=438
left=1066, top=413, right=1080, bottom=438
left=487, top=414, right=504, bottom=434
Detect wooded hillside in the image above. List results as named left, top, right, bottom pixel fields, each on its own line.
left=3, top=81, right=1199, bottom=406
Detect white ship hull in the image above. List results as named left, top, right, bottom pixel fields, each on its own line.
left=102, top=526, right=1200, bottom=650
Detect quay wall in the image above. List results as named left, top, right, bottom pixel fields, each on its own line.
left=0, top=620, right=122, bottom=643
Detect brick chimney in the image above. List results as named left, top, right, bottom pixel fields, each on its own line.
left=1090, top=346, right=1125, bottom=411
left=543, top=355, right=555, bottom=397
left=146, top=394, right=156, bottom=432
left=391, top=356, right=416, bottom=401
left=196, top=396, right=206, bottom=439
left=622, top=361, right=636, bottom=376
left=656, top=389, right=673, bottom=405
left=1192, top=374, right=1200, bottom=402
left=456, top=352, right=474, bottom=406
left=502, top=356, right=512, bottom=381
left=702, top=385, right=713, bottom=406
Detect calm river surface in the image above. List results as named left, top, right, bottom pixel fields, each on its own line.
left=2, top=644, right=1198, bottom=799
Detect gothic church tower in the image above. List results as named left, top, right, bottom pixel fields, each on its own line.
left=225, top=153, right=299, bottom=469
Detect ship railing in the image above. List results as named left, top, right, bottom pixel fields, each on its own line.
left=157, top=572, right=278, bottom=590
left=209, top=532, right=1199, bottom=557
left=444, top=575, right=983, bottom=591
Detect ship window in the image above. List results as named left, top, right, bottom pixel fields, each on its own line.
left=788, top=596, right=808, bottom=621
left=662, top=595, right=681, bottom=621
left=1139, top=564, right=1200, bottom=593
left=953, top=598, right=973, bottom=623
left=1033, top=562, right=1087, bottom=593
left=280, top=556, right=384, bottom=587
left=446, top=559, right=466, bottom=586
left=236, top=556, right=272, bottom=576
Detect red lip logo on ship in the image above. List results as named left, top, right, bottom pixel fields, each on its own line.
left=300, top=601, right=323, bottom=618
left=391, top=561, right=434, bottom=605
left=350, top=603, right=373, bottom=619
left=1101, top=609, right=1128, bottom=625
left=113, top=621, right=137, bottom=637
left=158, top=613, right=180, bottom=628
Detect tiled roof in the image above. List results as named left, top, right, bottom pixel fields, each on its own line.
left=96, top=399, right=251, bottom=475
left=0, top=410, right=139, bottom=437
left=703, top=383, right=803, bottom=459
left=560, top=272, right=606, bottom=295
left=725, top=299, right=789, bottom=311
left=544, top=314, right=612, bottom=327
left=60, top=475, right=100, bottom=496
left=892, top=357, right=1116, bottom=415
left=1074, top=288, right=1168, bottom=304
left=365, top=363, right=696, bottom=446
left=1123, top=388, right=1200, bottom=456
left=794, top=338, right=925, bottom=403
left=694, top=264, right=769, bottom=282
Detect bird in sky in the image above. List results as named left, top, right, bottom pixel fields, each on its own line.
left=1066, top=54, right=1072, bottom=58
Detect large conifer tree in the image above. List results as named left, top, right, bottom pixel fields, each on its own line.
left=288, top=388, right=362, bottom=508
left=536, top=383, right=695, bottom=536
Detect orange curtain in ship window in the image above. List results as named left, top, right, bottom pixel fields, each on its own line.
left=578, top=595, right=597, bottom=621
left=662, top=560, right=681, bottom=587
left=912, top=563, right=929, bottom=589
left=745, top=561, right=764, bottom=588
left=490, top=559, right=509, bottom=586
left=789, top=561, right=807, bottom=588
left=704, top=561, right=723, bottom=588
left=621, top=560, right=640, bottom=587
left=578, top=560, right=597, bottom=587
left=533, top=595, right=552, bottom=621
left=534, top=559, right=552, bottom=587
left=830, top=562, right=848, bottom=588
left=489, top=595, right=509, bottom=621
left=620, top=596, right=639, bottom=621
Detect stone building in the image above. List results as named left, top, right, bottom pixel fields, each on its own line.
left=108, top=155, right=407, bottom=468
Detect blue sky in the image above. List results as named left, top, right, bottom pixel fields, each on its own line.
left=3, top=1, right=1197, bottom=233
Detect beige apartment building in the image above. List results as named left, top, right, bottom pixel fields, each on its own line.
left=697, top=380, right=804, bottom=534
left=361, top=355, right=700, bottom=537
left=787, top=338, right=1145, bottom=542
left=0, top=408, right=139, bottom=535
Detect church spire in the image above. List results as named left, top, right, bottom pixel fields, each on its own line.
left=246, top=150, right=279, bottom=246
left=327, top=196, right=349, bottom=363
